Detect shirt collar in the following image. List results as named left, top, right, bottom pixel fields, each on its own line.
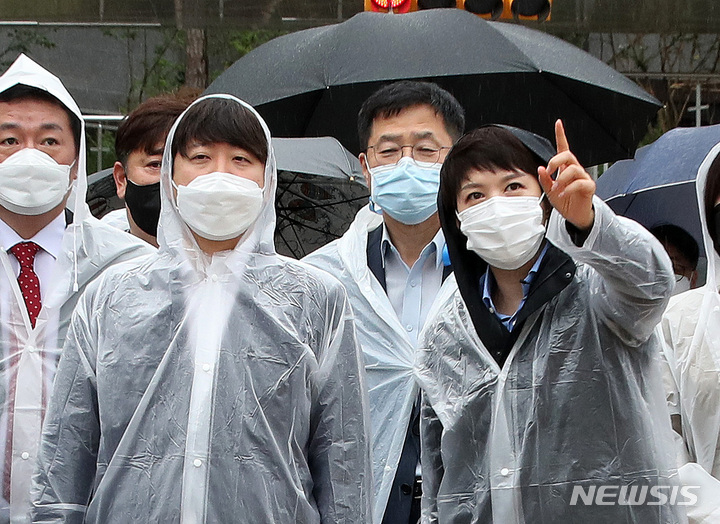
left=482, top=242, right=549, bottom=311
left=380, top=222, right=445, bottom=270
left=0, top=212, right=66, bottom=260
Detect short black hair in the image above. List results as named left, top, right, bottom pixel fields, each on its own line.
left=116, top=94, right=192, bottom=166
left=357, top=81, right=465, bottom=150
left=439, top=126, right=545, bottom=215
left=171, top=98, right=268, bottom=164
left=650, top=224, right=699, bottom=269
left=0, top=84, right=81, bottom=154
left=704, top=152, right=720, bottom=256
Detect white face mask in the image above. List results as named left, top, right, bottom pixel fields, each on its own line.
left=0, top=148, right=73, bottom=215
left=174, top=172, right=264, bottom=242
left=672, top=275, right=692, bottom=295
left=457, top=195, right=546, bottom=270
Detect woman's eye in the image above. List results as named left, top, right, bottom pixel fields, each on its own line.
left=506, top=182, right=522, bottom=192
left=468, top=192, right=484, bottom=201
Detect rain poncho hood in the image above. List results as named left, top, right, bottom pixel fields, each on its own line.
left=304, top=204, right=451, bottom=523
left=0, top=54, right=151, bottom=523
left=416, top=158, right=683, bottom=521
left=659, top=142, right=720, bottom=503
left=31, top=94, right=372, bottom=523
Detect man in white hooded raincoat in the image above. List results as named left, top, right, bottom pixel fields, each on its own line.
left=304, top=81, right=464, bottom=524
left=660, top=143, right=720, bottom=521
left=30, top=94, right=371, bottom=523
left=0, top=55, right=152, bottom=523
left=416, top=122, right=683, bottom=523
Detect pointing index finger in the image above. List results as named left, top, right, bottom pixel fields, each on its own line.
left=555, top=119, right=570, bottom=153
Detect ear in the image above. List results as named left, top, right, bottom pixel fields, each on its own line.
left=112, top=161, right=128, bottom=200
left=359, top=152, right=372, bottom=191
left=69, top=159, right=79, bottom=182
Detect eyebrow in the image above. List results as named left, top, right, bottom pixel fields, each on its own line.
left=40, top=123, right=64, bottom=132
left=375, top=131, right=437, bottom=143
left=149, top=147, right=164, bottom=156
left=460, top=171, right=530, bottom=191
left=0, top=122, right=64, bottom=132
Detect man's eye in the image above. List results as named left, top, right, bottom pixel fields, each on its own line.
left=147, top=162, right=162, bottom=169
left=1, top=137, right=18, bottom=146
left=378, top=148, right=399, bottom=156
left=41, top=138, right=59, bottom=146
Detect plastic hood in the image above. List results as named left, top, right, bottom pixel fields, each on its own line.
left=158, top=93, right=277, bottom=266
left=694, top=142, right=720, bottom=290
left=0, top=54, right=89, bottom=222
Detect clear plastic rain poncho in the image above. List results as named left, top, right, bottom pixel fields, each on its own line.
left=416, top=194, right=685, bottom=523
left=304, top=205, right=451, bottom=524
left=30, top=94, right=372, bottom=523
left=0, top=55, right=152, bottom=523
left=659, top=143, right=720, bottom=504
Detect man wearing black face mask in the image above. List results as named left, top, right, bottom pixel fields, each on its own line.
left=109, top=94, right=193, bottom=246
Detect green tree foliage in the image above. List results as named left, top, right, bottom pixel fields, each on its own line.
left=0, top=28, right=56, bottom=70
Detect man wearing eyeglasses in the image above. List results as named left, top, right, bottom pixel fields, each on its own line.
left=304, top=81, right=465, bottom=524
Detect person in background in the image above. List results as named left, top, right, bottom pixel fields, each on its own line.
left=651, top=224, right=700, bottom=294
left=417, top=121, right=681, bottom=522
left=31, top=94, right=371, bottom=523
left=304, top=81, right=464, bottom=524
left=0, top=54, right=151, bottom=523
left=104, top=93, right=194, bottom=246
left=659, top=147, right=720, bottom=522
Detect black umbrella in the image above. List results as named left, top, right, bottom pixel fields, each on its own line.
left=206, top=9, right=660, bottom=166
left=596, top=124, right=720, bottom=257
left=273, top=137, right=368, bottom=259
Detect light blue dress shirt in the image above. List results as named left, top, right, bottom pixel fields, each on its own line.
left=381, top=224, right=445, bottom=346
left=481, top=243, right=549, bottom=332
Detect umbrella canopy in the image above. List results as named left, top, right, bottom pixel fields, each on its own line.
left=596, top=124, right=720, bottom=256
left=274, top=137, right=364, bottom=184
left=274, top=137, right=368, bottom=258
left=206, top=9, right=661, bottom=166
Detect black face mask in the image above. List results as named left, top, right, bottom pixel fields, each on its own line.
left=124, top=179, right=160, bottom=237
left=714, top=203, right=720, bottom=256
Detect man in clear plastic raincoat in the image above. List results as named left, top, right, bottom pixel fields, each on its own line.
left=416, top=122, right=683, bottom=523
left=30, top=94, right=371, bottom=523
left=0, top=55, right=152, bottom=523
left=660, top=143, right=720, bottom=521
left=304, top=81, right=464, bottom=524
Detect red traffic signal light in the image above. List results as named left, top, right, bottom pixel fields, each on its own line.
left=365, top=0, right=414, bottom=12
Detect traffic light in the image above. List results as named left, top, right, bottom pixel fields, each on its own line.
left=461, top=0, right=504, bottom=20
left=459, top=0, right=550, bottom=20
left=508, top=0, right=550, bottom=20
left=365, top=0, right=550, bottom=21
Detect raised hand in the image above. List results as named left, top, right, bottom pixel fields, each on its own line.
left=538, top=119, right=596, bottom=230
